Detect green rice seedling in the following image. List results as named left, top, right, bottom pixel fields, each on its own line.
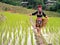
left=0, top=11, right=60, bottom=45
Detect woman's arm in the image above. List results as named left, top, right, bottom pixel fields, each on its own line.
left=32, top=11, right=38, bottom=15
left=43, top=12, right=48, bottom=18
left=29, top=11, right=38, bottom=16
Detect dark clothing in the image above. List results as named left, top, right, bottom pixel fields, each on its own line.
left=32, top=11, right=46, bottom=27
left=32, top=11, right=46, bottom=17
left=36, top=20, right=42, bottom=27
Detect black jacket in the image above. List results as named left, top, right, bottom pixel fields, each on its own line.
left=32, top=11, right=46, bottom=17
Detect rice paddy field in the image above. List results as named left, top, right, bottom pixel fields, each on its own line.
left=0, top=12, right=60, bottom=45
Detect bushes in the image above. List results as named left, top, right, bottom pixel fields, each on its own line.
left=42, top=4, right=46, bottom=10
left=57, top=9, right=60, bottom=13
left=27, top=5, right=33, bottom=9
left=49, top=6, right=57, bottom=11
left=46, top=2, right=60, bottom=12
left=57, top=2, right=60, bottom=9
left=2, top=7, right=10, bottom=11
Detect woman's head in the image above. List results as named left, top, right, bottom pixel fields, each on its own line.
left=38, top=5, right=42, bottom=12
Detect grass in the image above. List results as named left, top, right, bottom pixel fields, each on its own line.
left=0, top=11, right=60, bottom=45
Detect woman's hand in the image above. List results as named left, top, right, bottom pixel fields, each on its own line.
left=45, top=16, right=48, bottom=18
left=45, top=16, right=49, bottom=21
left=45, top=16, right=49, bottom=19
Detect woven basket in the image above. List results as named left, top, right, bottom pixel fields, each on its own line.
left=42, top=18, right=48, bottom=27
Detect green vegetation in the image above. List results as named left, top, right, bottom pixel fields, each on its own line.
left=0, top=2, right=60, bottom=17
left=0, top=0, right=60, bottom=13
left=0, top=12, right=60, bottom=45
left=0, top=1, right=60, bottom=45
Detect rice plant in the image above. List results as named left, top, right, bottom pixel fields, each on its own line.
left=0, top=12, right=60, bottom=45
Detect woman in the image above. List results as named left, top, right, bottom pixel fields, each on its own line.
left=30, top=5, right=48, bottom=36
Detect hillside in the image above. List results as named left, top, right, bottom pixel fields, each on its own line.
left=0, top=2, right=34, bottom=14
left=0, top=2, right=60, bottom=17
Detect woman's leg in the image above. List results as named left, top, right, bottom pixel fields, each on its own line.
left=36, top=19, right=43, bottom=36
left=36, top=27, right=41, bottom=36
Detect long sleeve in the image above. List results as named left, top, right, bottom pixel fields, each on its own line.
left=32, top=11, right=38, bottom=15
left=43, top=12, right=46, bottom=17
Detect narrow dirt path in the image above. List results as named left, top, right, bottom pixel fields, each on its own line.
left=34, top=31, right=48, bottom=45
left=30, top=19, right=48, bottom=45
